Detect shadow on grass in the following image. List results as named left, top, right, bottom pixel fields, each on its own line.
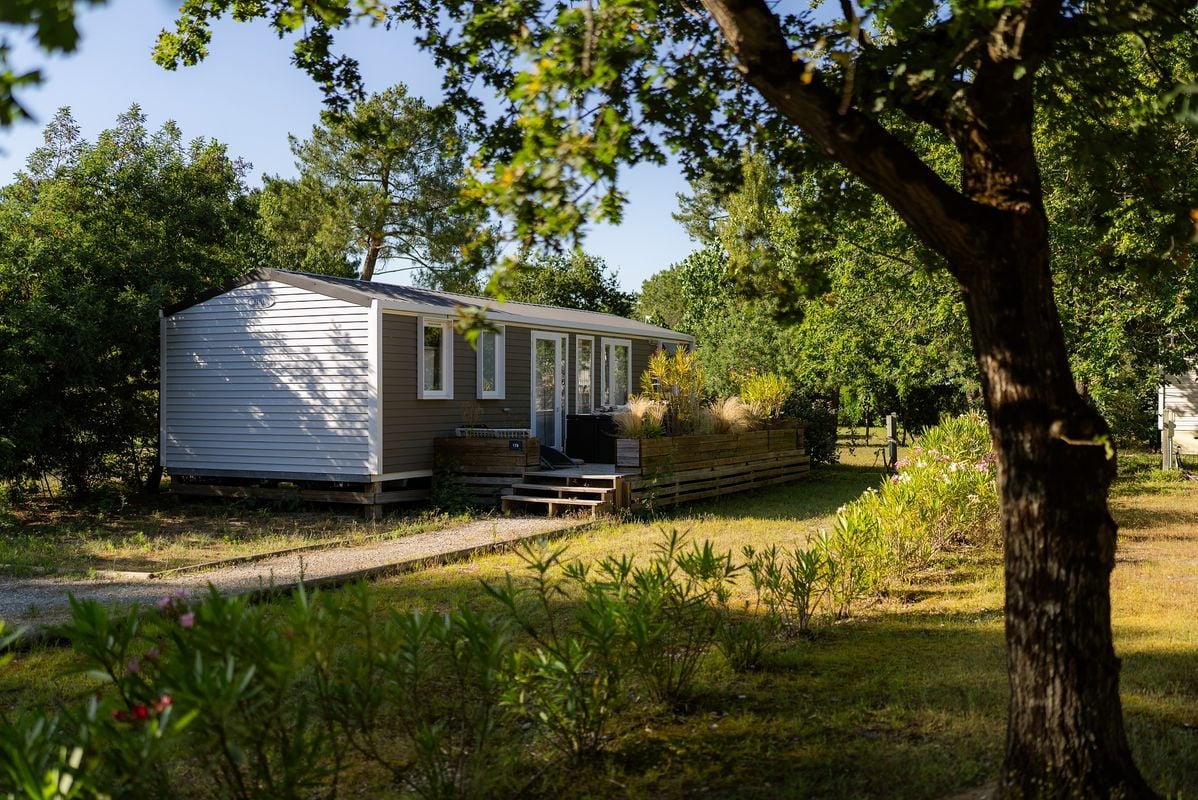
left=358, top=558, right=1196, bottom=800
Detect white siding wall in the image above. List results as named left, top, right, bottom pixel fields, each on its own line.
left=162, top=281, right=375, bottom=479
left=1160, top=371, right=1198, bottom=455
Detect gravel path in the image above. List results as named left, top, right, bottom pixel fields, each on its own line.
left=0, top=516, right=585, bottom=627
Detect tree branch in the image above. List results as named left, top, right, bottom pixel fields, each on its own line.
left=699, top=0, right=990, bottom=273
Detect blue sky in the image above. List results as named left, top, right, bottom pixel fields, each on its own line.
left=0, top=1, right=699, bottom=292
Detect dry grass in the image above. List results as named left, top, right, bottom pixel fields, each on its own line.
left=701, top=395, right=758, bottom=434
left=360, top=451, right=1198, bottom=798
left=613, top=395, right=667, bottom=438
left=3, top=451, right=1194, bottom=798
left=0, top=492, right=465, bottom=576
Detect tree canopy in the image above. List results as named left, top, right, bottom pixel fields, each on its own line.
left=499, top=251, right=636, bottom=317
left=0, top=1, right=103, bottom=127
left=0, top=106, right=258, bottom=494
left=257, top=84, right=495, bottom=286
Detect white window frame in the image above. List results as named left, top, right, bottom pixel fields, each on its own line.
left=576, top=335, right=594, bottom=414
left=476, top=325, right=506, bottom=400
left=417, top=316, right=454, bottom=400
left=601, top=337, right=633, bottom=407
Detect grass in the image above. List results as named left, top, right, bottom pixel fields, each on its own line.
left=0, top=489, right=468, bottom=576
left=2, top=449, right=1194, bottom=798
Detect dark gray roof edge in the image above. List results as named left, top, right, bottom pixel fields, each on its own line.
left=272, top=269, right=692, bottom=341
left=161, top=269, right=372, bottom=316
left=165, top=268, right=692, bottom=342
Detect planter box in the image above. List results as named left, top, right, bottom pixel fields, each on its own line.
left=616, top=423, right=802, bottom=470
left=434, top=436, right=541, bottom=506
left=616, top=423, right=810, bottom=509
left=435, top=436, right=541, bottom=472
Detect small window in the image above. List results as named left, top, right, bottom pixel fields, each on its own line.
left=602, top=338, right=632, bottom=407
left=418, top=318, right=454, bottom=399
left=477, top=326, right=505, bottom=399
left=576, top=336, right=594, bottom=414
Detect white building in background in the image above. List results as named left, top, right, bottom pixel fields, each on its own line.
left=1159, top=371, right=1198, bottom=458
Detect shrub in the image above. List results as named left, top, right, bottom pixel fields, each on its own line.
left=615, top=534, right=732, bottom=705
left=11, top=587, right=521, bottom=800
left=639, top=349, right=705, bottom=434
left=915, top=410, right=992, bottom=463
left=819, top=512, right=884, bottom=619
left=431, top=465, right=472, bottom=513
left=308, top=585, right=518, bottom=800
left=783, top=389, right=839, bottom=467
left=824, top=412, right=1000, bottom=594
left=740, top=373, right=792, bottom=421
left=485, top=544, right=629, bottom=760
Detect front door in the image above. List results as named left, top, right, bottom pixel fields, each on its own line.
left=532, top=331, right=568, bottom=449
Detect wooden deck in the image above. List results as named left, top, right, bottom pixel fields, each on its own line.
left=447, top=424, right=811, bottom=516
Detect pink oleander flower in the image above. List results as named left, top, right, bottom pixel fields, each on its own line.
left=154, top=694, right=172, bottom=713
left=179, top=612, right=195, bottom=629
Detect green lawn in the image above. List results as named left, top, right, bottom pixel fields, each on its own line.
left=2, top=453, right=1195, bottom=798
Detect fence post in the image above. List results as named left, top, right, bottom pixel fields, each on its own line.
left=885, top=414, right=899, bottom=472
left=1161, top=410, right=1176, bottom=471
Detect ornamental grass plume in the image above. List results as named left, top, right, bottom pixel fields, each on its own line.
left=704, top=396, right=757, bottom=434
left=614, top=395, right=666, bottom=438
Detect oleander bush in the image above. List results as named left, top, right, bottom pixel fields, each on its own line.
left=0, top=419, right=999, bottom=797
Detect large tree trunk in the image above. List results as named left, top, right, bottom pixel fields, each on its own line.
left=956, top=226, right=1157, bottom=799
left=692, top=1, right=1157, bottom=792
left=360, top=234, right=384, bottom=281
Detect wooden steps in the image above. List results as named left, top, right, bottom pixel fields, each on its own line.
left=509, top=483, right=612, bottom=496
left=501, top=471, right=627, bottom=518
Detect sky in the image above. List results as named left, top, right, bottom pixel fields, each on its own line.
left=0, top=1, right=699, bottom=292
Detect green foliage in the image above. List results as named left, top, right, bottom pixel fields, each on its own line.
left=783, top=390, right=839, bottom=467
left=639, top=348, right=705, bottom=435
left=0, top=472, right=1005, bottom=796
left=635, top=266, right=687, bottom=329
left=0, top=106, right=258, bottom=495
left=430, top=466, right=472, bottom=514
left=0, top=0, right=105, bottom=126
left=740, top=373, right=792, bottom=420
left=495, top=251, right=636, bottom=317
left=613, top=534, right=733, bottom=706
left=309, top=585, right=518, bottom=800
left=258, top=83, right=495, bottom=286
left=742, top=543, right=828, bottom=636
left=484, top=544, right=629, bottom=759
left=844, top=413, right=1001, bottom=587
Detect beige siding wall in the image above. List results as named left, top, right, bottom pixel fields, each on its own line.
left=381, top=315, right=667, bottom=472
left=381, top=314, right=532, bottom=473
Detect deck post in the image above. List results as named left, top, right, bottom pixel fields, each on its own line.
left=365, top=482, right=385, bottom=521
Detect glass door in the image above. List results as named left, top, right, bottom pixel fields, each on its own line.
left=532, top=332, right=567, bottom=449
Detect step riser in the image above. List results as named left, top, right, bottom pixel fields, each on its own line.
left=501, top=497, right=612, bottom=519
